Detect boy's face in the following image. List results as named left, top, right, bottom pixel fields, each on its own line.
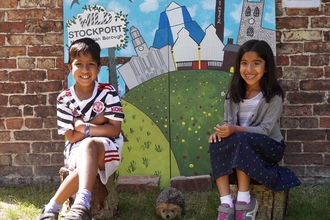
left=68, top=52, right=101, bottom=88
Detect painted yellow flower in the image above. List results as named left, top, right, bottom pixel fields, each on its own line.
left=189, top=164, right=194, bottom=168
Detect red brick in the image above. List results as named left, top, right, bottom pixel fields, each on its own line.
left=0, top=22, right=25, bottom=33
left=0, top=59, right=16, bottom=68
left=44, top=8, right=63, bottom=20
left=280, top=117, right=299, bottom=128
left=28, top=46, right=63, bottom=57
left=282, top=105, right=312, bottom=116
left=299, top=117, right=318, bottom=128
left=31, top=141, right=63, bottom=153
left=170, top=175, right=212, bottom=192
left=0, top=47, right=26, bottom=57
left=0, top=143, right=30, bottom=154
left=37, top=58, right=55, bottom=69
left=311, top=54, right=329, bottom=66
left=290, top=55, right=309, bottom=66
left=34, top=106, right=57, bottom=118
left=27, top=81, right=63, bottom=93
left=0, top=107, right=22, bottom=117
left=19, top=0, right=39, bottom=8
left=285, top=8, right=323, bottom=16
left=35, top=165, right=63, bottom=177
left=25, top=118, right=43, bottom=129
left=284, top=142, right=302, bottom=153
left=313, top=104, right=330, bottom=116
left=14, top=130, right=51, bottom=141
left=9, top=95, right=47, bottom=106
left=0, top=83, right=25, bottom=94
left=286, top=92, right=324, bottom=104
left=48, top=69, right=66, bottom=80
left=18, top=58, right=36, bottom=69
left=304, top=41, right=330, bottom=53
left=311, top=17, right=330, bottom=28
left=7, top=35, right=44, bottom=46
left=276, top=43, right=303, bottom=55
left=0, top=166, right=33, bottom=177
left=117, top=175, right=159, bottom=192
left=287, top=129, right=326, bottom=141
left=0, top=131, right=11, bottom=142
left=6, top=118, right=24, bottom=129
left=276, top=55, right=289, bottom=66
left=7, top=9, right=44, bottom=20
left=56, top=58, right=65, bottom=69
left=277, top=17, right=308, bottom=29
left=13, top=153, right=50, bottom=166
left=320, top=117, right=330, bottom=128
left=1, top=0, right=18, bottom=8
left=284, top=153, right=323, bottom=165
left=279, top=80, right=299, bottom=91
left=301, top=80, right=330, bottom=91
left=26, top=21, right=63, bottom=33
left=304, top=141, right=330, bottom=153
left=0, top=95, right=8, bottom=106
left=282, top=67, right=323, bottom=79
left=9, top=70, right=46, bottom=81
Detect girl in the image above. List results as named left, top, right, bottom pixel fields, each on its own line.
left=209, top=40, right=300, bottom=220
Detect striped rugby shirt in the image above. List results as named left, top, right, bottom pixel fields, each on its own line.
left=57, top=81, right=124, bottom=146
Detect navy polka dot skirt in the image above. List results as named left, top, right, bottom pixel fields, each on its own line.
left=209, top=132, right=301, bottom=191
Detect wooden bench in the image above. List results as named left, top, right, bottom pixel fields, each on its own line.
left=59, top=167, right=118, bottom=219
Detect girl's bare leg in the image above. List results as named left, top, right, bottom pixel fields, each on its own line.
left=236, top=169, right=250, bottom=192
left=215, top=175, right=230, bottom=196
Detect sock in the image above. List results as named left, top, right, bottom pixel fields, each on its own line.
left=220, top=194, right=234, bottom=208
left=74, top=189, right=92, bottom=210
left=44, top=198, right=62, bottom=213
left=237, top=191, right=251, bottom=204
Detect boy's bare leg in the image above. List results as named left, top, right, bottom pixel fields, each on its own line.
left=75, top=138, right=105, bottom=192
left=53, top=170, right=79, bottom=204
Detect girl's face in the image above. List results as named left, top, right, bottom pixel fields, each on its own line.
left=68, top=52, right=101, bottom=88
left=239, top=51, right=266, bottom=90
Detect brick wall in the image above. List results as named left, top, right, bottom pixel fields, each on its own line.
left=0, top=0, right=329, bottom=186
left=0, top=0, right=65, bottom=185
left=276, top=0, right=330, bottom=183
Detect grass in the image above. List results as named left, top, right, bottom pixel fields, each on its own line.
left=0, top=183, right=329, bottom=220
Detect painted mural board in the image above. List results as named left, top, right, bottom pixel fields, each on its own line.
left=63, top=0, right=276, bottom=188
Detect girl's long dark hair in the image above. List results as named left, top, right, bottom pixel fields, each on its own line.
left=227, top=39, right=283, bottom=103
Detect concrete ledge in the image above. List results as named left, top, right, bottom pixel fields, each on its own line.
left=116, top=175, right=159, bottom=192
left=170, top=175, right=213, bottom=192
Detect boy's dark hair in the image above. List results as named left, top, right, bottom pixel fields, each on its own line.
left=227, top=39, right=283, bottom=103
left=68, top=38, right=101, bottom=66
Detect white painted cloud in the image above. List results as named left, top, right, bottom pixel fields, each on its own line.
left=224, top=27, right=233, bottom=38
left=187, top=5, right=198, bottom=18
left=88, top=0, right=99, bottom=5
left=140, top=0, right=159, bottom=13
left=201, top=0, right=215, bottom=11
left=230, top=3, right=242, bottom=23
left=106, top=1, right=130, bottom=14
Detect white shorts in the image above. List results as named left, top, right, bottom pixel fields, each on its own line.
left=64, top=137, right=122, bottom=185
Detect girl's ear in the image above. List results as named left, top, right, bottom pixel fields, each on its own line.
left=97, top=65, right=101, bottom=73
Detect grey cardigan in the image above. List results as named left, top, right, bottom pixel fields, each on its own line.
left=222, top=95, right=283, bottom=142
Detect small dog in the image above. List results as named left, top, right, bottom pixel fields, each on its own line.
left=156, top=187, right=185, bottom=219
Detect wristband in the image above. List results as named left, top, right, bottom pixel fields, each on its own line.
left=84, top=123, right=90, bottom=137
left=233, top=124, right=236, bottom=133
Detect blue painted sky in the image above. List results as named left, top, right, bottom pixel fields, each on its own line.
left=63, top=0, right=275, bottom=93
left=64, top=0, right=275, bottom=58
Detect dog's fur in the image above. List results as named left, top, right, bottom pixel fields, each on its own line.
left=156, top=187, right=185, bottom=219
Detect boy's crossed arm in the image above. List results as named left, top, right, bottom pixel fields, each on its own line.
left=65, top=112, right=121, bottom=144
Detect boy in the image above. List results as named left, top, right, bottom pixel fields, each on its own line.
left=39, top=38, right=124, bottom=220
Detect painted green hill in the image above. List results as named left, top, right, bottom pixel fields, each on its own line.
left=120, top=69, right=231, bottom=186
